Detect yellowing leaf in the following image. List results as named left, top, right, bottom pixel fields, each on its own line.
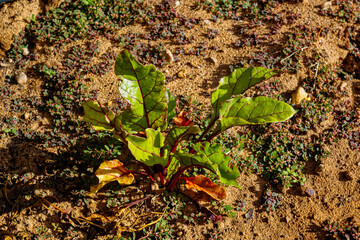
left=89, top=160, right=134, bottom=196
left=185, top=175, right=226, bottom=201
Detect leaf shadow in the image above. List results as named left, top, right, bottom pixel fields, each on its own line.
left=198, top=63, right=231, bottom=98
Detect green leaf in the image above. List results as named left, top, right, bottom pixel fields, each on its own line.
left=211, top=67, right=279, bottom=118
left=175, top=142, right=241, bottom=188
left=167, top=88, right=176, bottom=121
left=164, top=126, right=200, bottom=153
left=83, top=101, right=115, bottom=131
left=216, top=96, right=296, bottom=132
left=127, top=128, right=168, bottom=166
left=115, top=50, right=168, bottom=133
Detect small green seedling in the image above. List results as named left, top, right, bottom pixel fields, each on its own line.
left=83, top=50, right=295, bottom=200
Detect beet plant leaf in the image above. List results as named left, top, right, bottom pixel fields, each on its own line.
left=211, top=67, right=279, bottom=119
left=83, top=101, right=115, bottom=131
left=83, top=101, right=127, bottom=143
left=174, top=142, right=241, bottom=188
left=164, top=125, right=200, bottom=153
left=167, top=89, right=176, bottom=121
left=127, top=128, right=168, bottom=166
left=89, top=159, right=134, bottom=196
left=115, top=50, right=168, bottom=133
left=185, top=175, right=226, bottom=200
left=214, top=96, right=296, bottom=133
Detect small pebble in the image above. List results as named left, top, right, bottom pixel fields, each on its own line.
left=150, top=182, right=165, bottom=194
left=189, top=61, right=199, bottom=68
left=16, top=72, right=28, bottom=85
left=339, top=81, right=347, bottom=91
left=245, top=208, right=254, bottom=219
left=316, top=163, right=325, bottom=173
left=22, top=47, right=30, bottom=56
left=209, top=56, right=218, bottom=64
left=203, top=19, right=211, bottom=25
left=0, top=61, right=12, bottom=68
left=151, top=182, right=160, bottom=191
left=305, top=187, right=316, bottom=197
left=291, top=87, right=310, bottom=105
left=174, top=0, right=180, bottom=7
left=153, top=173, right=161, bottom=182
left=177, top=70, right=185, bottom=78
left=24, top=112, right=31, bottom=120
left=39, top=152, right=46, bottom=158
left=34, top=189, right=53, bottom=198
left=322, top=1, right=332, bottom=10
left=24, top=195, right=32, bottom=201
left=162, top=49, right=174, bottom=63
left=138, top=180, right=150, bottom=191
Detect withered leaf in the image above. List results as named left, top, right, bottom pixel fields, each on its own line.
left=89, top=159, right=134, bottom=196
left=173, top=110, right=194, bottom=126
left=185, top=175, right=226, bottom=201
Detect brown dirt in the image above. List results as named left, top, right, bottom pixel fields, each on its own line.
left=0, top=0, right=360, bottom=239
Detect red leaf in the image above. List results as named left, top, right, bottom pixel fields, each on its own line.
left=185, top=175, right=226, bottom=200
left=173, top=110, right=193, bottom=126
left=135, top=131, right=147, bottom=138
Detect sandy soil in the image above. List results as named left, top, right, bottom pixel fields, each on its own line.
left=0, top=0, right=359, bottom=239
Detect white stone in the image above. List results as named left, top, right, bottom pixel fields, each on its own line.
left=203, top=19, right=211, bottom=25
left=209, top=56, right=217, bottom=64
left=16, top=72, right=28, bottom=85
left=22, top=47, right=30, bottom=56
left=162, top=49, right=175, bottom=63
left=0, top=61, right=12, bottom=68
left=322, top=1, right=332, bottom=10
left=291, top=87, right=310, bottom=105
left=339, top=81, right=347, bottom=91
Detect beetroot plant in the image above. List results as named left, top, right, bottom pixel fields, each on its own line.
left=83, top=50, right=295, bottom=200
